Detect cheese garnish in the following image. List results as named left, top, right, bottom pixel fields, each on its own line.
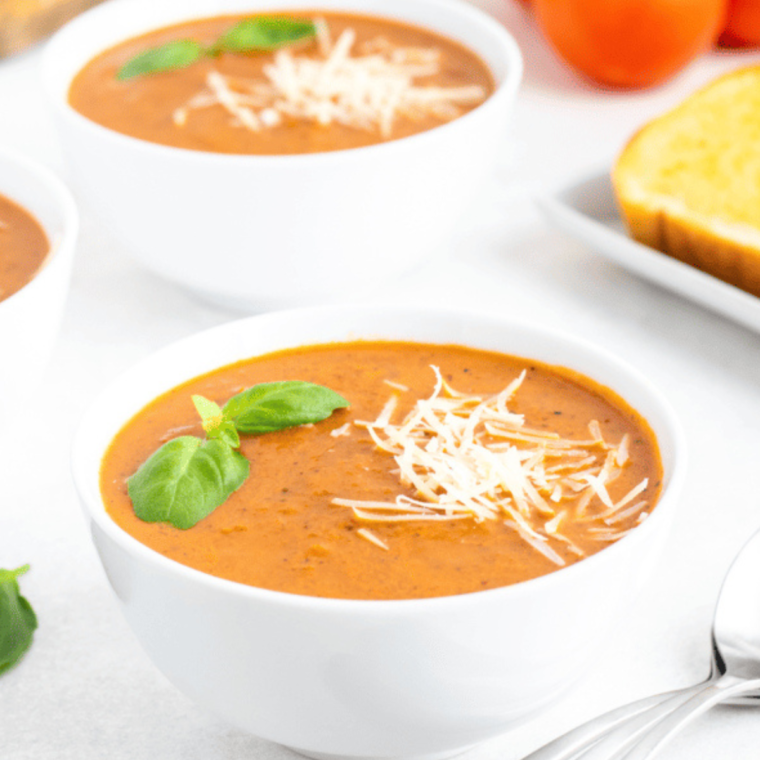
left=172, top=21, right=487, bottom=138
left=333, top=367, right=650, bottom=562
left=330, top=422, right=352, bottom=438
left=357, top=528, right=389, bottom=551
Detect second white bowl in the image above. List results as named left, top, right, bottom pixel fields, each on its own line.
left=44, top=0, right=522, bottom=311
left=0, top=150, right=77, bottom=424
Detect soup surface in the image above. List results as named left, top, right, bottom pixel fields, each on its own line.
left=69, top=11, right=494, bottom=155
left=0, top=194, right=49, bottom=302
left=100, top=341, right=663, bottom=600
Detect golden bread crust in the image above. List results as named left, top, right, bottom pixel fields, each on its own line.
left=613, top=65, right=760, bottom=298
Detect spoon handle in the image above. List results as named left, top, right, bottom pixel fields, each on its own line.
left=521, top=681, right=709, bottom=760
left=561, top=686, right=712, bottom=760
left=609, top=676, right=760, bottom=760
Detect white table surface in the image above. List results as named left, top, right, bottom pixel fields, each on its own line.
left=2, top=2, right=760, bottom=757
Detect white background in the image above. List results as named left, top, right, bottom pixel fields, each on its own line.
left=1, top=1, right=759, bottom=757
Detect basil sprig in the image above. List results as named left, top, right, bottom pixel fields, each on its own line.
left=224, top=381, right=350, bottom=434
left=128, top=437, right=249, bottom=530
left=193, top=394, right=240, bottom=448
left=0, top=565, right=37, bottom=676
left=127, top=381, right=349, bottom=529
left=116, top=16, right=317, bottom=80
left=116, top=39, right=204, bottom=81
left=213, top=17, right=317, bottom=53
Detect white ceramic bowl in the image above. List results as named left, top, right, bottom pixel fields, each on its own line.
left=0, top=150, right=77, bottom=423
left=72, top=306, right=686, bottom=760
left=42, top=0, right=522, bottom=312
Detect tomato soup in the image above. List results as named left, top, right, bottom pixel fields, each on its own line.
left=69, top=11, right=494, bottom=155
left=100, top=342, right=663, bottom=600
left=0, top=193, right=49, bottom=302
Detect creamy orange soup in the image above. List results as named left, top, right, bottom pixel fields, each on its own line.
left=69, top=12, right=494, bottom=155
left=100, top=341, right=663, bottom=600
left=0, top=194, right=48, bottom=302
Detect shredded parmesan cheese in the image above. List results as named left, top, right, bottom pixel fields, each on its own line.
left=172, top=22, right=487, bottom=138
left=357, top=527, right=389, bottom=550
left=330, top=422, right=352, bottom=438
left=333, top=367, right=650, bottom=560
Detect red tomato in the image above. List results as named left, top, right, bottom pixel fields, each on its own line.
left=720, top=0, right=760, bottom=46
left=533, top=0, right=728, bottom=88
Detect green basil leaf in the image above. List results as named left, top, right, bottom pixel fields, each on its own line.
left=116, top=39, right=204, bottom=81
left=0, top=565, right=37, bottom=676
left=127, top=436, right=249, bottom=529
left=224, top=381, right=349, bottom=435
left=192, top=395, right=240, bottom=448
left=215, top=16, right=316, bottom=53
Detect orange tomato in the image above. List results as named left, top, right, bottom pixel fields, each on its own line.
left=533, top=0, right=728, bottom=88
left=720, top=0, right=760, bottom=46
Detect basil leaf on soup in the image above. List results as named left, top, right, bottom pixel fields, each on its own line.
left=116, top=39, right=204, bottom=81
left=0, top=565, right=37, bottom=676
left=115, top=16, right=316, bottom=81
left=127, top=436, right=249, bottom=529
left=192, top=395, right=240, bottom=448
left=126, top=381, right=348, bottom=528
left=216, top=16, right=317, bottom=53
left=224, top=381, right=350, bottom=435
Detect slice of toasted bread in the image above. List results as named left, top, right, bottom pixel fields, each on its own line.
left=613, top=66, right=760, bottom=298
left=0, top=1, right=104, bottom=59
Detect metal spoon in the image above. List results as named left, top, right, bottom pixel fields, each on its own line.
left=523, top=526, right=760, bottom=760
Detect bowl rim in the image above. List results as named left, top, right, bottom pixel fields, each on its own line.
left=72, top=304, right=688, bottom=613
left=0, top=147, right=78, bottom=309
left=42, top=0, right=523, bottom=165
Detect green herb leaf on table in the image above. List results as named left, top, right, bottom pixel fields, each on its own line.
left=116, top=16, right=317, bottom=80
left=192, top=394, right=240, bottom=448
left=224, top=381, right=350, bottom=434
left=215, top=17, right=317, bottom=53
left=127, top=436, right=249, bottom=530
left=116, top=39, right=204, bottom=81
left=0, top=565, right=38, bottom=676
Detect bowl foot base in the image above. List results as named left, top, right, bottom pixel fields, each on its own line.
left=285, top=743, right=477, bottom=760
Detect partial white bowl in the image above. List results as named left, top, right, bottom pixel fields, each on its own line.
left=43, top=0, right=522, bottom=312
left=0, top=149, right=77, bottom=423
left=71, top=305, right=686, bottom=760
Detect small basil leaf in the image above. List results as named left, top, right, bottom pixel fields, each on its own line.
left=0, top=565, right=37, bottom=676
left=192, top=395, right=240, bottom=448
left=215, top=16, right=316, bottom=53
left=127, top=436, right=249, bottom=529
left=215, top=425, right=241, bottom=449
left=224, top=381, right=349, bottom=435
left=116, top=39, right=203, bottom=81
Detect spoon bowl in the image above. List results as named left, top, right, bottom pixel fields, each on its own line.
left=711, top=529, right=760, bottom=682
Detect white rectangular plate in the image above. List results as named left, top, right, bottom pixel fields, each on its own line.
left=536, top=171, right=760, bottom=334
